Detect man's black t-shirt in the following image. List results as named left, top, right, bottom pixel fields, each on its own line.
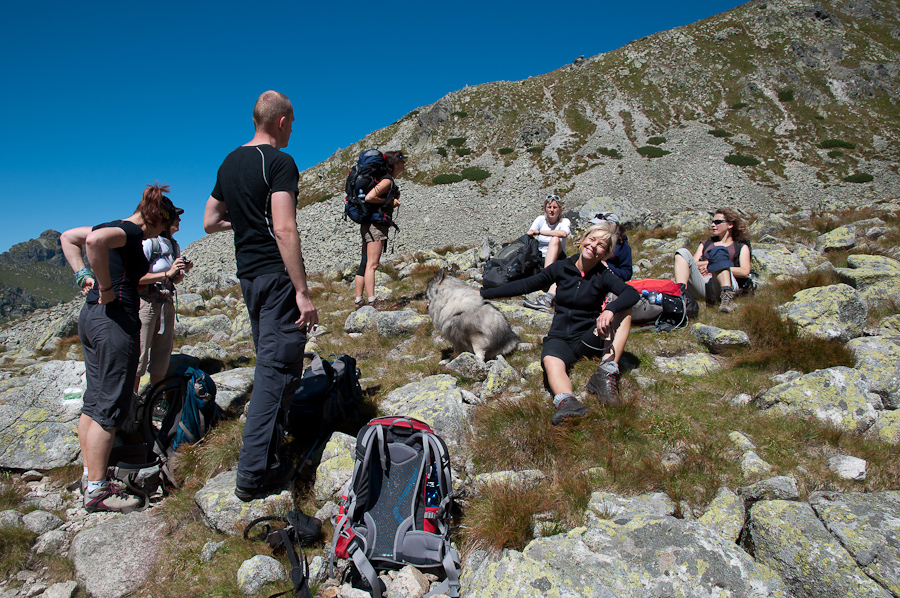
left=211, top=145, right=300, bottom=278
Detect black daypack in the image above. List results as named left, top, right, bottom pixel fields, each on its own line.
left=344, top=149, right=392, bottom=224
left=331, top=416, right=460, bottom=598
left=244, top=509, right=323, bottom=598
left=482, top=234, right=542, bottom=289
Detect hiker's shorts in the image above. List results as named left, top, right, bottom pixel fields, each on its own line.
left=361, top=221, right=389, bottom=244
left=79, top=302, right=140, bottom=429
left=675, top=248, right=737, bottom=304
left=541, top=331, right=606, bottom=369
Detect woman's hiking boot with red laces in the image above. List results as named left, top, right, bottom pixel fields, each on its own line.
left=551, top=393, right=590, bottom=425
left=587, top=360, right=622, bottom=406
left=84, top=482, right=141, bottom=513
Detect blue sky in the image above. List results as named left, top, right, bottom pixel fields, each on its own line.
left=0, top=0, right=745, bottom=254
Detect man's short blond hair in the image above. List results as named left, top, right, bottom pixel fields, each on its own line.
left=253, top=90, right=293, bottom=131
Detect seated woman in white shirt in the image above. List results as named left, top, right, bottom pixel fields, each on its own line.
left=523, top=194, right=571, bottom=311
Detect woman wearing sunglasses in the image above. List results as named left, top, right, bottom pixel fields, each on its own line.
left=673, top=208, right=752, bottom=313
left=523, top=194, right=571, bottom=311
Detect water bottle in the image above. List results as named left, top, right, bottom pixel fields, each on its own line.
left=642, top=290, right=663, bottom=305
left=425, top=464, right=440, bottom=507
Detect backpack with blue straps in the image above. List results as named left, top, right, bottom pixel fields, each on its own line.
left=330, top=416, right=460, bottom=598
left=344, top=149, right=397, bottom=226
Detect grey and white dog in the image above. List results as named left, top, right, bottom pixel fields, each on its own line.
left=426, top=269, right=519, bottom=361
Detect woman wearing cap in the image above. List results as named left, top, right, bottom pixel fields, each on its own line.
left=523, top=194, right=571, bottom=311
left=673, top=208, right=751, bottom=313
left=133, top=207, right=193, bottom=394
left=481, top=221, right=639, bottom=425
left=60, top=183, right=176, bottom=513
left=354, top=150, right=406, bottom=309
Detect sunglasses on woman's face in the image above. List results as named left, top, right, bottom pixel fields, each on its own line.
left=711, top=219, right=726, bottom=225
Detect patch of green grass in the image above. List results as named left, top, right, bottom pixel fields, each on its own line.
left=647, top=136, right=667, bottom=145
left=316, top=194, right=332, bottom=203
left=450, top=111, right=468, bottom=118
left=730, top=102, right=749, bottom=109
left=432, top=174, right=463, bottom=185
left=708, top=129, right=734, bottom=138
left=436, top=147, right=447, bottom=157
left=596, top=147, right=623, bottom=159
left=455, top=148, right=473, bottom=157
left=498, top=147, right=514, bottom=155
left=526, top=146, right=543, bottom=154
left=844, top=173, right=873, bottom=183
left=820, top=139, right=855, bottom=149
left=637, top=146, right=670, bottom=158
left=827, top=150, right=845, bottom=158
left=566, top=106, right=597, bottom=137
left=461, top=167, right=491, bottom=181
left=0, top=526, right=35, bottom=579
left=447, top=137, right=466, bottom=147
left=724, top=154, right=760, bottom=166
left=0, top=473, right=27, bottom=510
left=778, top=89, right=795, bottom=102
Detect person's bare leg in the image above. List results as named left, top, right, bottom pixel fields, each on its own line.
left=542, top=355, right=572, bottom=395
left=354, top=275, right=364, bottom=299
left=601, top=310, right=632, bottom=364
left=674, top=253, right=691, bottom=285
left=363, top=241, right=383, bottom=299
left=545, top=237, right=560, bottom=297
left=80, top=414, right=114, bottom=482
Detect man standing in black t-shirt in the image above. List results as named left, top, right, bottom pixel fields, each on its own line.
left=204, top=90, right=318, bottom=501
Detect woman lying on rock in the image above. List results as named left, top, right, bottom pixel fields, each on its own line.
left=480, top=222, right=639, bottom=425
left=673, top=207, right=752, bottom=313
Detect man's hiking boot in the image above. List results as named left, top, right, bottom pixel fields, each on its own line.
left=524, top=293, right=554, bottom=312
left=235, top=462, right=296, bottom=502
left=551, top=394, right=590, bottom=425
left=369, top=299, right=393, bottom=311
left=719, top=286, right=735, bottom=314
left=84, top=483, right=142, bottom=513
left=587, top=367, right=621, bottom=407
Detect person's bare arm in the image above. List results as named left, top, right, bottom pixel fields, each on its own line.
left=61, top=227, right=94, bottom=293
left=364, top=179, right=392, bottom=203
left=271, top=191, right=318, bottom=330
left=204, top=196, right=232, bottom=233
left=731, top=244, right=752, bottom=278
left=694, top=243, right=709, bottom=276
left=85, top=226, right=127, bottom=304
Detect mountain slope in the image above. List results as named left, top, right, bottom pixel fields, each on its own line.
left=192, top=0, right=900, bottom=278
left=0, top=230, right=78, bottom=322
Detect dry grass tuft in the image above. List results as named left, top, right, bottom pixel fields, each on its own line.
left=732, top=301, right=855, bottom=372
left=461, top=481, right=546, bottom=552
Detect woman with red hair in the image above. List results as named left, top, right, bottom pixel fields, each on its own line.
left=61, top=183, right=179, bottom=513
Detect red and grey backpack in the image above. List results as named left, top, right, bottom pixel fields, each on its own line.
left=330, top=416, right=459, bottom=598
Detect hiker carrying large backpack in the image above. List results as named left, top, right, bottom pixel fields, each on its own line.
left=331, top=416, right=460, bottom=598
left=347, top=149, right=408, bottom=309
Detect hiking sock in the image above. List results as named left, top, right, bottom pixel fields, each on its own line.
left=598, top=360, right=619, bottom=375
left=553, top=392, right=574, bottom=408
left=367, top=296, right=376, bottom=303
left=86, top=479, right=106, bottom=494
left=354, top=296, right=364, bottom=305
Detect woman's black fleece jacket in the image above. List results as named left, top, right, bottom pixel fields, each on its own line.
left=480, top=255, right=640, bottom=341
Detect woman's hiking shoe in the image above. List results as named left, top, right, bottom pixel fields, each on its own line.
left=587, top=367, right=621, bottom=406
left=719, top=286, right=736, bottom=313
left=524, top=293, right=554, bottom=312
left=234, top=462, right=296, bottom=502
left=551, top=395, right=590, bottom=425
left=84, top=483, right=141, bottom=513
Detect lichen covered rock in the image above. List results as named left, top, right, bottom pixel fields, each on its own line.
left=757, top=367, right=876, bottom=433
left=779, top=283, right=866, bottom=342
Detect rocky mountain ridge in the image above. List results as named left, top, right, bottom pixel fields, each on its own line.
left=185, top=0, right=900, bottom=282
left=0, top=230, right=77, bottom=322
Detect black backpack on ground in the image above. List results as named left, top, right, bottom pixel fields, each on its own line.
left=482, top=234, right=542, bottom=289
left=344, top=149, right=393, bottom=224
left=330, top=416, right=460, bottom=598
left=288, top=353, right=365, bottom=471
